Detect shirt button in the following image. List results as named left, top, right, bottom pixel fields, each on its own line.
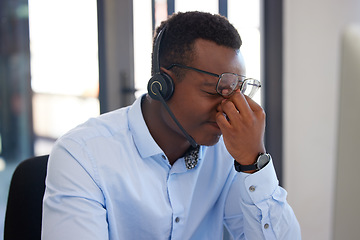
left=249, top=185, right=256, bottom=192
left=175, top=217, right=180, bottom=223
left=264, top=223, right=269, bottom=229
left=162, top=155, right=166, bottom=160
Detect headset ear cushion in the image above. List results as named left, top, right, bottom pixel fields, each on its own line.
left=147, top=72, right=174, bottom=101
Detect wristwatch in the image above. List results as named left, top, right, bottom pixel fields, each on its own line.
left=234, top=153, right=271, bottom=172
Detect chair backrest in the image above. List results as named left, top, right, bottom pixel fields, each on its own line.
left=4, top=155, right=49, bottom=240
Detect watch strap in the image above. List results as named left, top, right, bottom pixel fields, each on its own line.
left=234, top=153, right=271, bottom=172
left=234, top=160, right=257, bottom=172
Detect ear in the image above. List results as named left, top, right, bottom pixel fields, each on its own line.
left=160, top=67, right=176, bottom=79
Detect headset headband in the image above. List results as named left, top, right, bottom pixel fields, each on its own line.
left=152, top=27, right=166, bottom=75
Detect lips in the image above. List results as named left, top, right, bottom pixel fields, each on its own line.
left=207, top=121, right=220, bottom=130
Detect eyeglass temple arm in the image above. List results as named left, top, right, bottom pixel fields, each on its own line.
left=167, top=64, right=220, bottom=78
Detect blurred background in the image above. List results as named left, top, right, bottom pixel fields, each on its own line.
left=0, top=0, right=359, bottom=239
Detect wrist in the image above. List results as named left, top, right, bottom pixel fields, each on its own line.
left=234, top=153, right=271, bottom=173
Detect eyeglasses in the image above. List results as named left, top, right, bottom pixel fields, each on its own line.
left=167, top=64, right=261, bottom=98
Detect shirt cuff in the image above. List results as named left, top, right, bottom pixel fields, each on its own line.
left=236, top=159, right=279, bottom=205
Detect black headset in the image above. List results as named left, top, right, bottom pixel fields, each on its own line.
left=146, top=26, right=198, bottom=148
left=147, top=26, right=175, bottom=101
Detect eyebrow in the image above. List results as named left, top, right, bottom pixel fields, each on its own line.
left=202, top=81, right=217, bottom=87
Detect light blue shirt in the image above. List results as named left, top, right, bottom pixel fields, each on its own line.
left=42, top=96, right=301, bottom=240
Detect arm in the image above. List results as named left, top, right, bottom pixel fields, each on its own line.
left=42, top=138, right=108, bottom=240
left=224, top=159, right=301, bottom=239
left=217, top=92, right=301, bottom=239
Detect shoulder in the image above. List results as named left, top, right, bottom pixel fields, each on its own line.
left=56, top=106, right=131, bottom=149
left=48, top=106, right=133, bottom=180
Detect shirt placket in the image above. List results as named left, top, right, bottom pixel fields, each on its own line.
left=166, top=160, right=187, bottom=240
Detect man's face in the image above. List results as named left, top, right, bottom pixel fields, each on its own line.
left=164, top=39, right=246, bottom=146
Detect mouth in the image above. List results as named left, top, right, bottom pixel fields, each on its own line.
left=207, top=121, right=221, bottom=130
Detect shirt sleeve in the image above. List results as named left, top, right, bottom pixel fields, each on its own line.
left=41, top=138, right=108, bottom=240
left=224, top=159, right=301, bottom=240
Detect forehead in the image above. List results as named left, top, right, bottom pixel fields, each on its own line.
left=192, top=39, right=245, bottom=75
left=187, top=39, right=245, bottom=87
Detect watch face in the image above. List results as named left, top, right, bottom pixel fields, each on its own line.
left=257, top=154, right=270, bottom=169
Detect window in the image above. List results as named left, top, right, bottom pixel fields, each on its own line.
left=228, top=0, right=261, bottom=104
left=28, top=0, right=100, bottom=154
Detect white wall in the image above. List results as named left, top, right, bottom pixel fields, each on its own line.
left=333, top=24, right=360, bottom=240
left=283, top=1, right=360, bottom=240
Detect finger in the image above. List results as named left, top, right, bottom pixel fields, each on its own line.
left=244, top=95, right=263, bottom=112
left=215, top=111, right=231, bottom=130
left=216, top=102, right=234, bottom=131
left=244, top=95, right=266, bottom=121
left=220, top=99, right=241, bottom=124
left=228, top=92, right=253, bottom=118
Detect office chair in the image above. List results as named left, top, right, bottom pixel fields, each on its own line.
left=3, top=155, right=49, bottom=240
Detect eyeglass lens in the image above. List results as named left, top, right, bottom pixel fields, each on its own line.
left=216, top=74, right=260, bottom=98
left=240, top=78, right=260, bottom=98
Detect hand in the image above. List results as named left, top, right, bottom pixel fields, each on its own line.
left=216, top=92, right=266, bottom=166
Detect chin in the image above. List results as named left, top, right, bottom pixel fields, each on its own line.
left=197, top=134, right=222, bottom=147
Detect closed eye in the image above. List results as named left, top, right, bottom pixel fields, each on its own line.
left=201, top=90, right=219, bottom=96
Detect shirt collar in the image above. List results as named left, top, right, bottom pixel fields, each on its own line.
left=128, top=95, right=163, bottom=159
left=128, top=94, right=201, bottom=170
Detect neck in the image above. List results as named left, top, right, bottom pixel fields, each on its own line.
left=141, top=95, right=191, bottom=164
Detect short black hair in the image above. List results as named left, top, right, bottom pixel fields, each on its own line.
left=152, top=11, right=242, bottom=79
